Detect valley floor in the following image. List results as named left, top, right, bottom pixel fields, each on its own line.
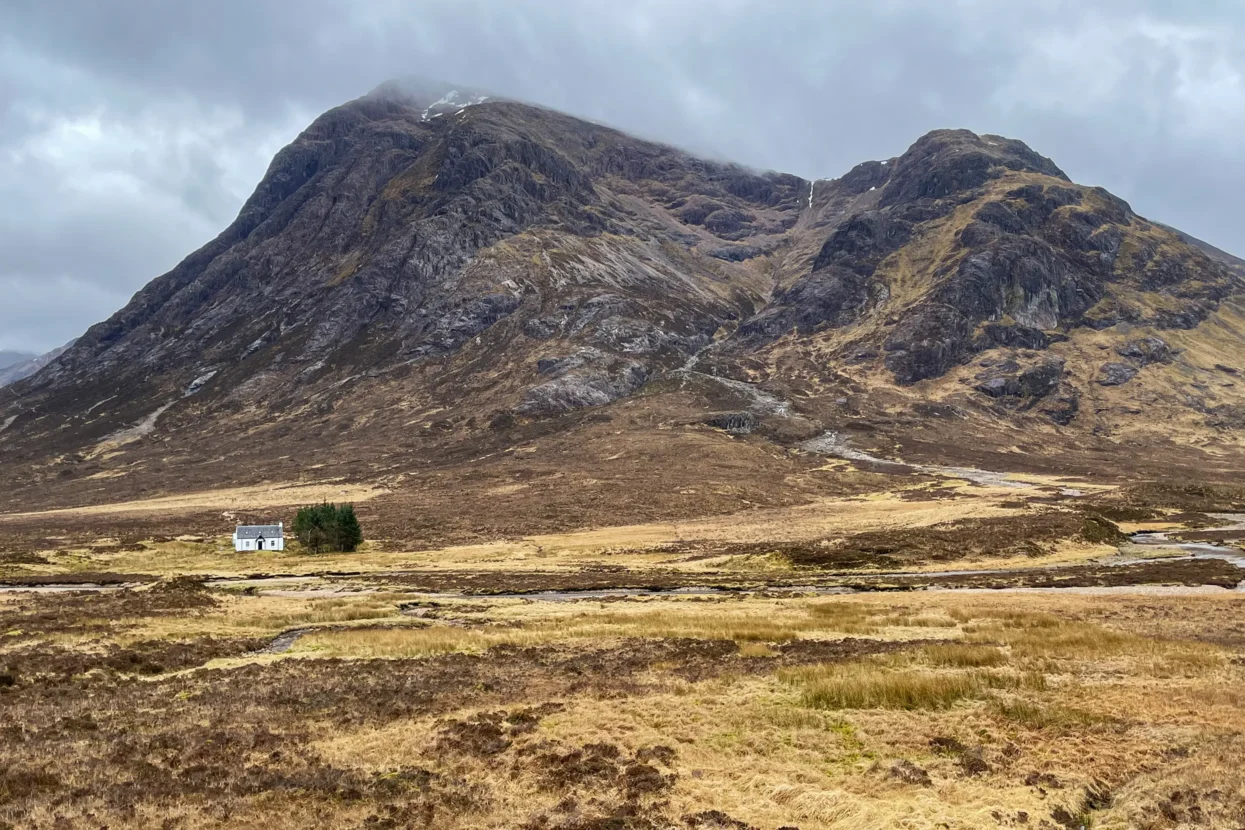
left=2, top=472, right=1244, bottom=829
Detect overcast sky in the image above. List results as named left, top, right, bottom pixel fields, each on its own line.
left=3, top=0, right=1244, bottom=353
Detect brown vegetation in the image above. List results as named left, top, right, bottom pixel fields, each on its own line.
left=3, top=579, right=1245, bottom=828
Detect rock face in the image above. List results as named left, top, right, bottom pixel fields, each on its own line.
left=730, top=130, right=1237, bottom=397
left=1098, top=362, right=1139, bottom=387
left=1, top=83, right=799, bottom=450
left=1117, top=337, right=1174, bottom=366
left=1, top=84, right=1244, bottom=503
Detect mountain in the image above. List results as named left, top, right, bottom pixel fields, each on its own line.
left=2, top=81, right=1243, bottom=535
left=0, top=351, right=36, bottom=372
left=0, top=341, right=74, bottom=388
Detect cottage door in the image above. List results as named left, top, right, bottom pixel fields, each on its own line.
left=256, top=537, right=264, bottom=551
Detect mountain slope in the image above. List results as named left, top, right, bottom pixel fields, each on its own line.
left=1, top=84, right=1243, bottom=529
left=704, top=129, right=1245, bottom=455
left=0, top=341, right=74, bottom=388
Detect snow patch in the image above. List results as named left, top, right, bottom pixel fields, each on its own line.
left=421, top=90, right=492, bottom=121
left=0, top=414, right=16, bottom=435
left=421, top=89, right=459, bottom=120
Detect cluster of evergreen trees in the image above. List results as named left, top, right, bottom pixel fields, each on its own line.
left=291, top=503, right=363, bottom=553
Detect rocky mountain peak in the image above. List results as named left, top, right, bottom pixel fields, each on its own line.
left=2, top=87, right=1244, bottom=508
left=365, top=77, right=499, bottom=117
left=878, top=128, right=1068, bottom=207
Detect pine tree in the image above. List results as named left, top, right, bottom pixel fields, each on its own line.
left=292, top=502, right=364, bottom=553
left=337, top=504, right=363, bottom=552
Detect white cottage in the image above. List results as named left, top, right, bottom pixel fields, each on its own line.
left=233, top=523, right=285, bottom=552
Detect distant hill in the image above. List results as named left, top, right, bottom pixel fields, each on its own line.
left=0, top=350, right=36, bottom=371
left=0, top=341, right=74, bottom=388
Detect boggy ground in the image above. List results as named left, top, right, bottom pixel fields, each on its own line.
left=2, top=473, right=1245, bottom=827
left=4, top=575, right=1245, bottom=828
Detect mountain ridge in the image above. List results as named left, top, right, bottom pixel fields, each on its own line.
left=2, top=83, right=1243, bottom=533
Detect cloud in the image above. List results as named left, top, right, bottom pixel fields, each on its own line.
left=2, top=0, right=1244, bottom=351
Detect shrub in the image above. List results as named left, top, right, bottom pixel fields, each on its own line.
left=292, top=503, right=364, bottom=553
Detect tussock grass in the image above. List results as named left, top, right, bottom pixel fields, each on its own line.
left=912, top=643, right=1009, bottom=668
left=964, top=618, right=1228, bottom=676
left=737, top=642, right=777, bottom=658
left=969, top=621, right=1139, bottom=660
left=780, top=662, right=1027, bottom=711
left=233, top=598, right=400, bottom=630
left=991, top=698, right=1111, bottom=731
left=1138, top=643, right=1227, bottom=678
left=741, top=704, right=844, bottom=731
left=952, top=607, right=1063, bottom=628
left=575, top=609, right=817, bottom=642
left=804, top=600, right=884, bottom=635
left=292, top=601, right=904, bottom=658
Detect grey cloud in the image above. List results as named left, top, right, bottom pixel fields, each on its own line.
left=2, top=0, right=1244, bottom=351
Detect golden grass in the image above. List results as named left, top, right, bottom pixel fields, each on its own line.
left=781, top=661, right=1037, bottom=711
left=0, top=481, right=386, bottom=519
left=909, top=642, right=1009, bottom=668
left=784, top=663, right=985, bottom=710
left=228, top=596, right=402, bottom=630
left=289, top=597, right=946, bottom=659
left=2, top=483, right=1055, bottom=582
left=297, top=624, right=541, bottom=657
left=990, top=698, right=1111, bottom=731
left=7, top=581, right=1245, bottom=829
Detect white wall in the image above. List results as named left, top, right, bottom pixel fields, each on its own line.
left=232, top=537, right=285, bottom=551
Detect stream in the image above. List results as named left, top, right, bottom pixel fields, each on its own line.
left=800, top=431, right=1039, bottom=488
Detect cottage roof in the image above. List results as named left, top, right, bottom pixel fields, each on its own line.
left=235, top=524, right=283, bottom=539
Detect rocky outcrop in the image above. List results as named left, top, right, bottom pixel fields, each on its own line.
left=516, top=360, right=650, bottom=416
left=701, top=411, right=758, bottom=434
left=1038, top=383, right=1081, bottom=425
left=1117, top=336, right=1174, bottom=366
left=878, top=130, right=1067, bottom=207
left=970, top=357, right=1074, bottom=423
left=884, top=305, right=975, bottom=385
left=1097, top=362, right=1139, bottom=387
left=974, top=358, right=1064, bottom=400
left=1093, top=337, right=1177, bottom=387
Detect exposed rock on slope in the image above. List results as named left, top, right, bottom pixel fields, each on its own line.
left=1, top=86, right=1244, bottom=514
left=4, top=83, right=799, bottom=445
left=728, top=130, right=1238, bottom=389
